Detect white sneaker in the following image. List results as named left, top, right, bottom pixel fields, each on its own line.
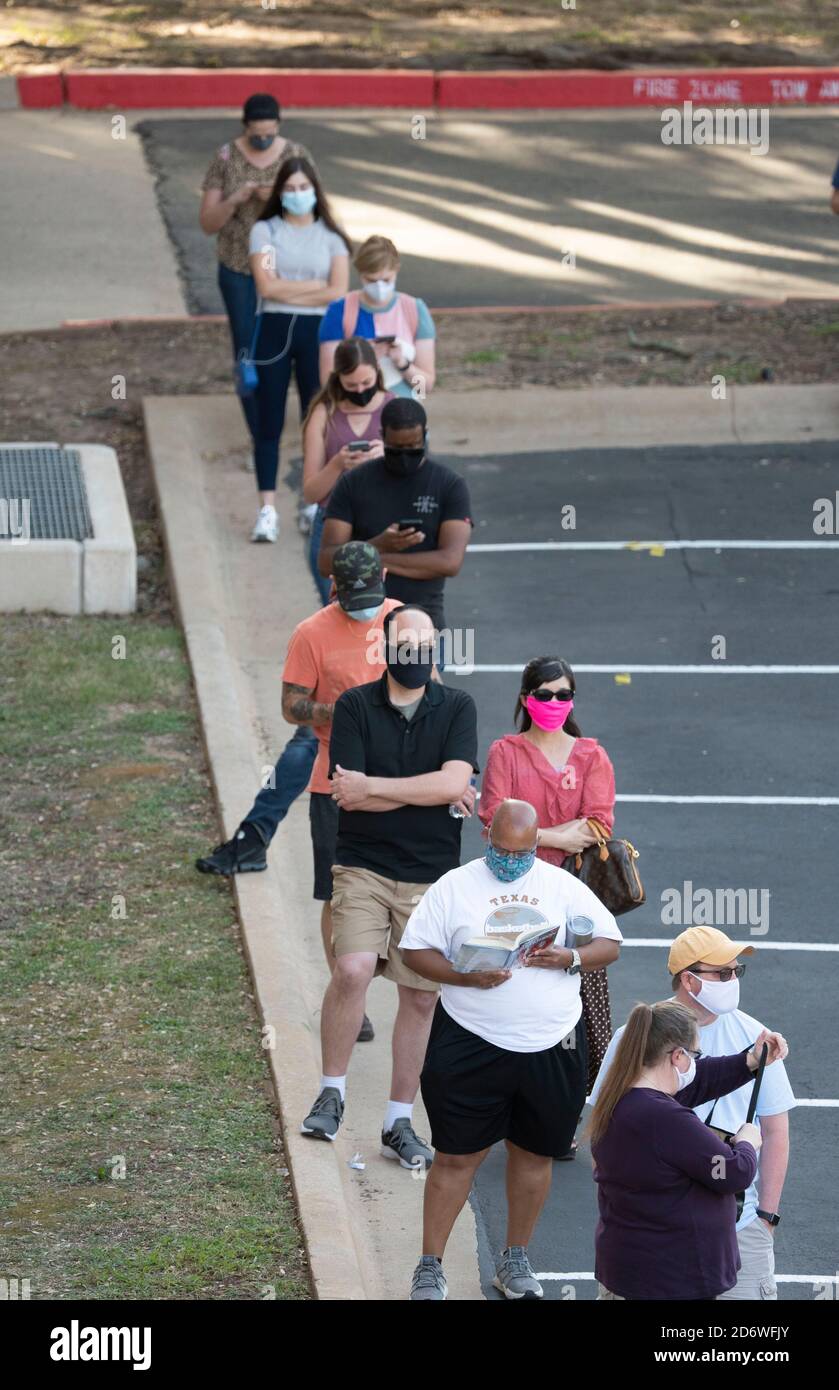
left=251, top=505, right=278, bottom=543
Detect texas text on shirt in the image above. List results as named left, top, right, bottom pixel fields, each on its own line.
left=589, top=1007, right=795, bottom=1232
left=399, top=858, right=623, bottom=1053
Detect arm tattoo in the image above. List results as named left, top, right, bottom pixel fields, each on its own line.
left=282, top=682, right=333, bottom=727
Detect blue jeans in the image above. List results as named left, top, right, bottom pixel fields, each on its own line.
left=309, top=506, right=332, bottom=606
left=217, top=262, right=259, bottom=441
left=243, top=724, right=318, bottom=845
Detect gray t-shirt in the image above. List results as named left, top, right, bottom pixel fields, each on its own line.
left=248, top=216, right=349, bottom=315
left=397, top=695, right=424, bottom=723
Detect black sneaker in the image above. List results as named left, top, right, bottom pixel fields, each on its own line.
left=356, top=1014, right=375, bottom=1043
left=301, top=1087, right=344, bottom=1141
left=195, top=823, right=267, bottom=875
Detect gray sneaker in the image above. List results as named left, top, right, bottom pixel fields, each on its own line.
left=300, top=1087, right=344, bottom=1141
left=381, top=1118, right=434, bottom=1172
left=493, top=1246, right=543, bottom=1300
left=410, top=1256, right=448, bottom=1301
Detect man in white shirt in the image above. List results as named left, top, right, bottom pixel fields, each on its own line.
left=589, top=925, right=794, bottom=1301
left=400, top=798, right=622, bottom=1301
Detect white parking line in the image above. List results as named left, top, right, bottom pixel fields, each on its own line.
left=623, top=940, right=839, bottom=953
left=534, top=1272, right=839, bottom=1284
left=468, top=540, right=839, bottom=552
left=616, top=795, right=839, bottom=805
left=454, top=664, right=839, bottom=674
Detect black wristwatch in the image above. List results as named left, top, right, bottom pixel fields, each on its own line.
left=756, top=1209, right=780, bottom=1227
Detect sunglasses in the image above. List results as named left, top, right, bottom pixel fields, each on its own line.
left=691, top=964, right=747, bottom=982
left=528, top=688, right=574, bottom=703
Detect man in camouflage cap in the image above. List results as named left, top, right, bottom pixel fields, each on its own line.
left=196, top=541, right=399, bottom=1042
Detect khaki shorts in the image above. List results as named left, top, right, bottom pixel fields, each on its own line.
left=330, top=865, right=439, bottom=992
left=716, top=1218, right=777, bottom=1301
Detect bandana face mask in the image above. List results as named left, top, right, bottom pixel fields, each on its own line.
left=485, top=839, right=537, bottom=882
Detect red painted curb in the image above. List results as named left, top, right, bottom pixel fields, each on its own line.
left=436, top=66, right=839, bottom=109
left=17, top=69, right=64, bottom=107
left=63, top=67, right=435, bottom=110
left=15, top=64, right=839, bottom=111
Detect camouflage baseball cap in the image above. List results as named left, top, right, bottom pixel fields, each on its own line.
left=332, top=541, right=385, bottom=612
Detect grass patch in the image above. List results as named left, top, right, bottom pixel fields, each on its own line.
left=0, top=615, right=310, bottom=1301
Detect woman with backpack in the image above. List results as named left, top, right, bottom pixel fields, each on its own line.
left=318, top=236, right=436, bottom=401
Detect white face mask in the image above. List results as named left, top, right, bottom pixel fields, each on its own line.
left=363, top=278, right=396, bottom=304
left=346, top=603, right=383, bottom=622
left=688, top=971, right=740, bottom=1015
left=673, top=1051, right=697, bottom=1091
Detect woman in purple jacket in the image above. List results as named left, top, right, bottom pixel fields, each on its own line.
left=588, top=1000, right=784, bottom=1301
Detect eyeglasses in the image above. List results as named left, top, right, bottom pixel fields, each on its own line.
left=691, top=965, right=747, bottom=982
left=488, top=836, right=537, bottom=860
left=674, top=1047, right=703, bottom=1060
left=528, top=688, right=574, bottom=703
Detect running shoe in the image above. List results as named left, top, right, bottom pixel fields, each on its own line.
left=301, top=1087, right=344, bottom=1141
left=381, top=1119, right=434, bottom=1172
left=251, top=505, right=278, bottom=543
left=493, top=1246, right=543, bottom=1300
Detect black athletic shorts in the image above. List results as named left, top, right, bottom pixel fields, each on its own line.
left=309, top=791, right=339, bottom=902
left=420, top=1000, right=588, bottom=1157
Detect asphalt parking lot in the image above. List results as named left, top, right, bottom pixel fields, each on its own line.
left=432, top=439, right=839, bottom=1299
left=137, top=110, right=839, bottom=310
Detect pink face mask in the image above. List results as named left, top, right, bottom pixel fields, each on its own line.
left=525, top=694, right=574, bottom=731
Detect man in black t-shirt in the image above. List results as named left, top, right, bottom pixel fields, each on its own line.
left=318, top=396, right=472, bottom=633
left=299, top=604, right=478, bottom=1168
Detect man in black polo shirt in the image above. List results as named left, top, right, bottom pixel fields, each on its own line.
left=300, top=604, right=478, bottom=1169
left=317, top=396, right=472, bottom=638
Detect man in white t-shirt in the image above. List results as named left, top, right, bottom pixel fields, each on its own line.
left=400, top=798, right=622, bottom=1301
left=589, top=925, right=794, bottom=1301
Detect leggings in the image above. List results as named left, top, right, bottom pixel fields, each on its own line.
left=253, top=312, right=322, bottom=493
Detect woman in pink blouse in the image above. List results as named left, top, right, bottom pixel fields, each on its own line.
left=479, top=655, right=617, bottom=1158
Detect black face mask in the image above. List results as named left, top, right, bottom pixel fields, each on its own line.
left=383, top=446, right=426, bottom=477
left=386, top=642, right=435, bottom=689
left=343, top=384, right=378, bottom=407
left=248, top=134, right=275, bottom=151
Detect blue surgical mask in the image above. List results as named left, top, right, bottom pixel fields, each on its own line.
left=485, top=842, right=536, bottom=883
left=346, top=603, right=383, bottom=622
left=282, top=188, right=316, bottom=215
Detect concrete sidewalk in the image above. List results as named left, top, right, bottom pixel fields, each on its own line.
left=145, top=391, right=483, bottom=1302
left=1, top=109, right=185, bottom=330
left=144, top=378, right=838, bottom=1300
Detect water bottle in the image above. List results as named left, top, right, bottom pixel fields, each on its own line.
left=449, top=775, right=478, bottom=818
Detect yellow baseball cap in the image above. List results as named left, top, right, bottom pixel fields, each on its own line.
left=668, top=926, right=755, bottom=976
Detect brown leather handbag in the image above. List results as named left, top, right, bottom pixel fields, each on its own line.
left=563, top=817, right=645, bottom=917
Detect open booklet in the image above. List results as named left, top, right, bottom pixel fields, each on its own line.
left=453, top=923, right=560, bottom=974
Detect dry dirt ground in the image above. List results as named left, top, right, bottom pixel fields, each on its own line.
left=1, top=297, right=837, bottom=612
left=1, top=1, right=837, bottom=74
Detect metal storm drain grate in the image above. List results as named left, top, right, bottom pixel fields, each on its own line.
left=0, top=446, right=94, bottom=542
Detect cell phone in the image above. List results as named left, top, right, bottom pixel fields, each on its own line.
left=373, top=335, right=396, bottom=344
left=346, top=440, right=373, bottom=453
left=397, top=519, right=422, bottom=532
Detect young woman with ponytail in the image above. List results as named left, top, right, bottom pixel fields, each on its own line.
left=588, top=999, right=766, bottom=1301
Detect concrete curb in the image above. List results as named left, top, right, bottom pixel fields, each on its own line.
left=15, top=64, right=839, bottom=111
left=144, top=397, right=380, bottom=1300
